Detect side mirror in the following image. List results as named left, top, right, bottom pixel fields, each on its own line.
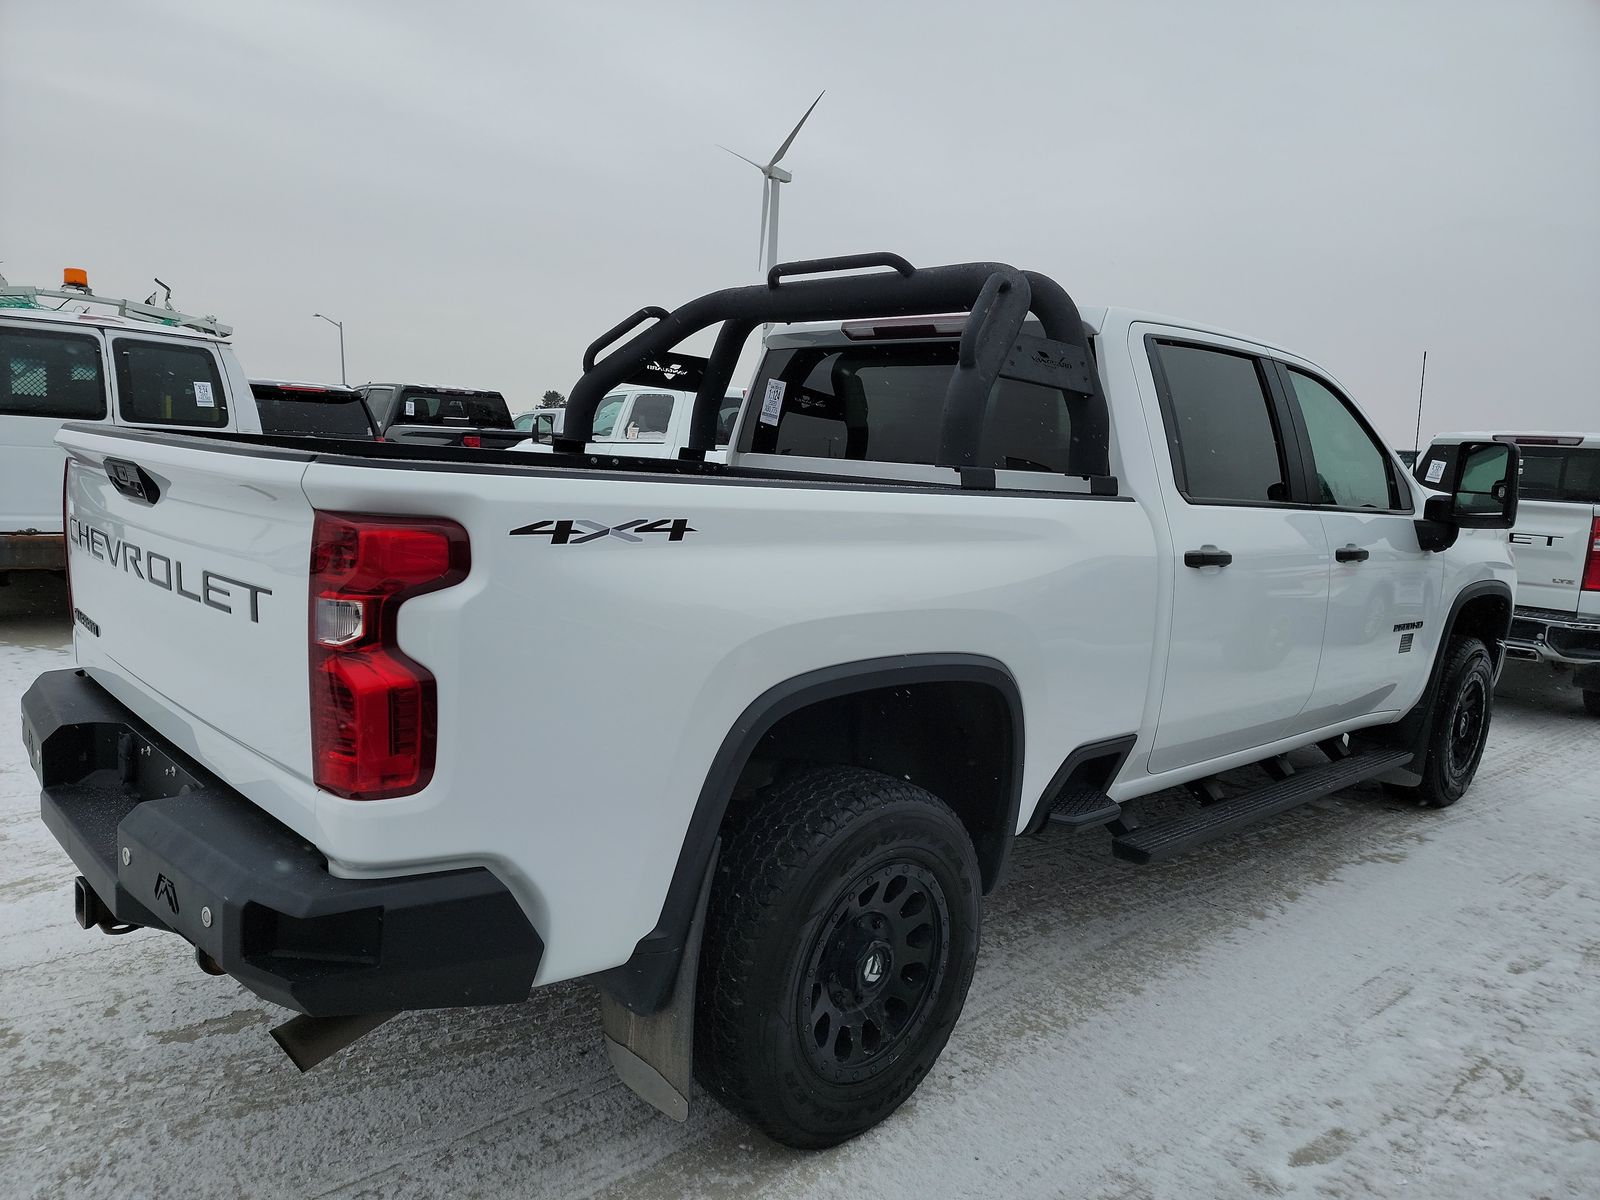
left=1448, top=440, right=1520, bottom=528
left=1414, top=440, right=1520, bottom=551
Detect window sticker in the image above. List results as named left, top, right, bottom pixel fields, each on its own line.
left=1424, top=459, right=1446, bottom=484
left=193, top=381, right=215, bottom=408
left=404, top=399, right=416, bottom=416
left=760, top=379, right=786, bottom=426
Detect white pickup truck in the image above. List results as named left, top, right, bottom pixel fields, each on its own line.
left=0, top=271, right=259, bottom=582
left=1419, top=433, right=1600, bottom=714
left=23, top=255, right=1520, bottom=1149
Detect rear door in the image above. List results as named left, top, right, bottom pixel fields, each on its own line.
left=1136, top=329, right=1331, bottom=775
left=0, top=321, right=108, bottom=535
left=1275, top=363, right=1440, bottom=721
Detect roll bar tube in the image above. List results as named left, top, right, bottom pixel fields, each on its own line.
left=558, top=254, right=1108, bottom=477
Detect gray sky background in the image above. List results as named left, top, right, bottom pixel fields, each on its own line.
left=3, top=0, right=1596, bottom=444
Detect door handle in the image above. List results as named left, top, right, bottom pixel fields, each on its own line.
left=1183, top=545, right=1233, bottom=569
left=1335, top=544, right=1370, bottom=563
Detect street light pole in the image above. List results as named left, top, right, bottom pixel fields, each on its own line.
left=313, top=313, right=346, bottom=386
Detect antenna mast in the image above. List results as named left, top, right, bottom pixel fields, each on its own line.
left=1412, top=350, right=1428, bottom=456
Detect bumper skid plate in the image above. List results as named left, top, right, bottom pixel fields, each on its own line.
left=24, top=669, right=542, bottom=1016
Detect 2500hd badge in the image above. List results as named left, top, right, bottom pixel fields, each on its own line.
left=67, top=516, right=272, bottom=621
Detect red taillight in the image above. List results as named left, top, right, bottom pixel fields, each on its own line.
left=309, top=512, right=469, bottom=799
left=1583, top=517, right=1600, bottom=593
left=461, top=434, right=482, bottom=448
left=62, top=459, right=73, bottom=618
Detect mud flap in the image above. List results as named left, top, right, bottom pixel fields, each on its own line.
left=598, top=845, right=718, bottom=1121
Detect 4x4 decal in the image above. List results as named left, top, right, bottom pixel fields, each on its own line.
left=510, top=518, right=695, bottom=545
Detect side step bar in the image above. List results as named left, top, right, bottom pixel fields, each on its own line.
left=1112, top=747, right=1413, bottom=864
left=1047, top=784, right=1121, bottom=827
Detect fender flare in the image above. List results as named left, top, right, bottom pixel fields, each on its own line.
left=1363, top=578, right=1513, bottom=772
left=597, top=654, right=1024, bottom=1014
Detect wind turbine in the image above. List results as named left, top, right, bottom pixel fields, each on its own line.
left=719, top=91, right=824, bottom=277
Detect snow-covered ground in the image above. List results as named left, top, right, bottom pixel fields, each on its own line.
left=1, top=572, right=1596, bottom=1199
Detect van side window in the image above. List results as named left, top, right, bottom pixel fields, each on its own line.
left=1151, top=341, right=1288, bottom=504
left=0, top=327, right=106, bottom=418
left=114, top=339, right=228, bottom=427
left=1287, top=369, right=1401, bottom=510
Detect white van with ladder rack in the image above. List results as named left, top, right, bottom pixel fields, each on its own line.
left=0, top=269, right=259, bottom=580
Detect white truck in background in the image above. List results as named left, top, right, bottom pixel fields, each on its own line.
left=0, top=270, right=259, bottom=581
left=511, top=384, right=745, bottom=460
left=1419, top=433, right=1600, bottom=714
left=23, top=254, right=1520, bottom=1149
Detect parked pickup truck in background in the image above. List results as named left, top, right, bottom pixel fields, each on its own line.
left=250, top=380, right=379, bottom=441
left=356, top=381, right=526, bottom=449
left=512, top=384, right=744, bottom=461
left=1419, top=432, right=1600, bottom=714
left=1, top=270, right=260, bottom=582
left=24, top=254, right=1520, bottom=1150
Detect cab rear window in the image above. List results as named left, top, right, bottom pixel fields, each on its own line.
left=114, top=339, right=228, bottom=427
left=393, top=390, right=512, bottom=429
left=741, top=342, right=1073, bottom=472
left=0, top=326, right=106, bottom=418
left=252, top=387, right=376, bottom=438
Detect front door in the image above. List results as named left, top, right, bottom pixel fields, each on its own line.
left=1278, top=364, right=1441, bottom=722
left=1137, top=331, right=1331, bottom=775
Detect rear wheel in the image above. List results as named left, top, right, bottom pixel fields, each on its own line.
left=1584, top=690, right=1600, bottom=718
left=1390, top=636, right=1494, bottom=808
left=694, top=765, right=981, bottom=1148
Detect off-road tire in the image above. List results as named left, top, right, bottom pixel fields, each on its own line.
left=694, top=764, right=981, bottom=1148
left=1388, top=636, right=1495, bottom=808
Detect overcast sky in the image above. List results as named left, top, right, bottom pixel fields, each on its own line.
left=3, top=0, right=1596, bottom=443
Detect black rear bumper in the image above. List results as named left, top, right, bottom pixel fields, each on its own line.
left=22, top=668, right=542, bottom=1016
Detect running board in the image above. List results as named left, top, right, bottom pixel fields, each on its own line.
left=1111, top=748, right=1414, bottom=864
left=1046, top=784, right=1121, bottom=827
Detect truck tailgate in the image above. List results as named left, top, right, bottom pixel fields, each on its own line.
left=1511, top=498, right=1600, bottom=613
left=59, top=428, right=317, bottom=799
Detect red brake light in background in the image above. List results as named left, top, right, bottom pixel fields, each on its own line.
left=1583, top=517, right=1600, bottom=593
left=309, top=512, right=470, bottom=799
left=841, top=314, right=968, bottom=340
left=461, top=434, right=482, bottom=449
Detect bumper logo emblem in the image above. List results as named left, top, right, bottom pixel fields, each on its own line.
left=153, top=873, right=180, bottom=915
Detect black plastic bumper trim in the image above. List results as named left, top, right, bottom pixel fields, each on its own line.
left=23, top=669, right=542, bottom=1016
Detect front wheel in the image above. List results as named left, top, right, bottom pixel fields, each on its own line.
left=1391, top=635, right=1495, bottom=808
left=1584, top=690, right=1600, bottom=718
left=694, top=765, right=981, bottom=1148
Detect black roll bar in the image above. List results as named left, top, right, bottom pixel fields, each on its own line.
left=582, top=306, right=669, bottom=372
left=558, top=254, right=1109, bottom=477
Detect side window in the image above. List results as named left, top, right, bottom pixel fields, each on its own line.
left=1152, top=341, right=1288, bottom=504
left=1415, top=444, right=1457, bottom=490
left=624, top=393, right=674, bottom=441
left=363, top=386, right=396, bottom=427
left=591, top=394, right=627, bottom=439
left=114, top=339, right=228, bottom=427
left=715, top=395, right=742, bottom=447
left=0, top=326, right=106, bottom=418
left=1287, top=370, right=1399, bottom=510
